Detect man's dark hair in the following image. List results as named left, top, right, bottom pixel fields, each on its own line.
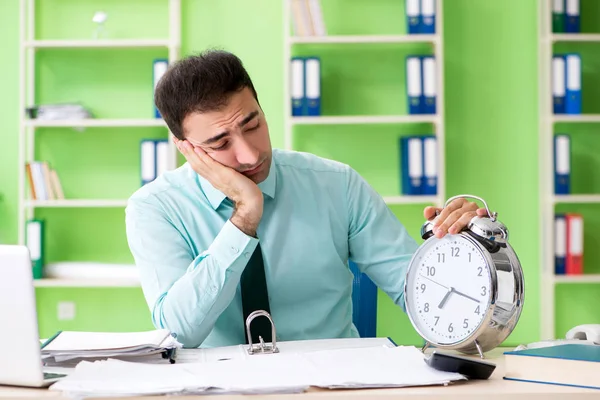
left=154, top=49, right=259, bottom=140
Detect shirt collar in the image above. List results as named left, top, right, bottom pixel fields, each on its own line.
left=195, top=157, right=277, bottom=210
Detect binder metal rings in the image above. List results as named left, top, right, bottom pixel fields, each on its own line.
left=245, top=310, right=279, bottom=355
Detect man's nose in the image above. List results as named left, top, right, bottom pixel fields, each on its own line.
left=234, top=138, right=260, bottom=167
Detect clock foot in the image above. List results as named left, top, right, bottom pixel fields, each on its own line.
left=475, top=339, right=484, bottom=359
left=421, top=342, right=430, bottom=353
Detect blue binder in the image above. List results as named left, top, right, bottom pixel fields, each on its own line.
left=554, top=213, right=566, bottom=275
left=140, top=139, right=157, bottom=186
left=406, top=56, right=422, bottom=114
left=349, top=260, right=378, bottom=338
left=565, top=53, right=581, bottom=115
left=554, top=134, right=570, bottom=195
left=400, top=136, right=423, bottom=195
left=421, top=135, right=437, bottom=195
left=565, top=0, right=580, bottom=33
left=290, top=57, right=305, bottom=116
left=304, top=57, right=321, bottom=116
left=153, top=59, right=169, bottom=118
left=552, top=55, right=566, bottom=114
left=406, top=0, right=420, bottom=34
left=421, top=56, right=436, bottom=114
left=420, top=0, right=435, bottom=34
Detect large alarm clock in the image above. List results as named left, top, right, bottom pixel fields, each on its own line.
left=404, top=195, right=525, bottom=358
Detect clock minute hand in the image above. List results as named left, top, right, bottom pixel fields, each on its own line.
left=452, top=288, right=480, bottom=304
left=419, top=274, right=449, bottom=290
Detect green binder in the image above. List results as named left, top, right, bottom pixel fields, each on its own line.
left=552, top=0, right=565, bottom=33
left=26, top=219, right=45, bottom=279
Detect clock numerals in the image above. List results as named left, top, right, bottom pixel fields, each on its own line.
left=434, top=316, right=439, bottom=326
left=477, top=266, right=483, bottom=276
left=420, top=283, right=426, bottom=293
left=451, top=247, right=460, bottom=257
left=424, top=303, right=430, bottom=313
left=463, top=318, right=469, bottom=329
left=426, top=266, right=436, bottom=276
left=448, top=323, right=453, bottom=333
left=481, top=286, right=487, bottom=296
left=468, top=252, right=472, bottom=262
left=475, top=305, right=481, bottom=315
left=437, top=253, right=445, bottom=263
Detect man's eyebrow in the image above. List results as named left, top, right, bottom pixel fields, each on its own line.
left=201, top=132, right=229, bottom=146
left=239, top=110, right=259, bottom=127
left=202, top=111, right=259, bottom=145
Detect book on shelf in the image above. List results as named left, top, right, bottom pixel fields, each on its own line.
left=290, top=0, right=326, bottom=37
left=406, top=0, right=436, bottom=35
left=399, top=135, right=437, bottom=196
left=552, top=0, right=580, bottom=34
left=25, top=161, right=64, bottom=201
left=555, top=212, right=583, bottom=275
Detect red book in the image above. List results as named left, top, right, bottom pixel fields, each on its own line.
left=565, top=213, right=583, bottom=275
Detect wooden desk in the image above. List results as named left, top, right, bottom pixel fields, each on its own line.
left=0, top=348, right=597, bottom=399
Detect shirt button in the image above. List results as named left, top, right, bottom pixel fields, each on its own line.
left=210, top=286, right=218, bottom=293
left=243, top=252, right=250, bottom=258
left=230, top=246, right=239, bottom=254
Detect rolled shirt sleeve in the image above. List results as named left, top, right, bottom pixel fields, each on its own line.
left=125, top=197, right=258, bottom=347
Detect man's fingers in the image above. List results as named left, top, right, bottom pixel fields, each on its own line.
left=424, top=206, right=440, bottom=221
left=476, top=208, right=489, bottom=216
left=433, top=198, right=465, bottom=226
left=448, top=211, right=477, bottom=234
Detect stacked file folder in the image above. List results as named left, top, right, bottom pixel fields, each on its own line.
left=41, top=329, right=182, bottom=367
left=406, top=56, right=437, bottom=115
left=552, top=54, right=581, bottom=115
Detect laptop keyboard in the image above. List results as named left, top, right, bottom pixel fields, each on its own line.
left=44, top=372, right=67, bottom=380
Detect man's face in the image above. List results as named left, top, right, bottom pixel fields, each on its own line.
left=182, top=87, right=272, bottom=184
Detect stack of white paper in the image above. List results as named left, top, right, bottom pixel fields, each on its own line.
left=49, top=344, right=465, bottom=397
left=41, top=329, right=181, bottom=366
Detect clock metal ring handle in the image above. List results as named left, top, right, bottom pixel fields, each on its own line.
left=443, top=194, right=497, bottom=222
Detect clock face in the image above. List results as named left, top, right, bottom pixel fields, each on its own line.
left=405, top=234, right=494, bottom=346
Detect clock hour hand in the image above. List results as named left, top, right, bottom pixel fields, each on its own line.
left=437, top=287, right=454, bottom=309
left=453, top=288, right=480, bottom=304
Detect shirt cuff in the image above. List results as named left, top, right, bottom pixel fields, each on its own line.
left=208, top=219, right=259, bottom=273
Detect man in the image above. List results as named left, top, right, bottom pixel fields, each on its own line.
left=125, top=49, right=485, bottom=348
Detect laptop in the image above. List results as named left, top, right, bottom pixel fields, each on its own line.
left=0, top=245, right=67, bottom=387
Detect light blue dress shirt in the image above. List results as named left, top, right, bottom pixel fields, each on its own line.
left=125, top=149, right=418, bottom=348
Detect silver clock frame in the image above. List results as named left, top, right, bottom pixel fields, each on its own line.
left=404, top=195, right=525, bottom=359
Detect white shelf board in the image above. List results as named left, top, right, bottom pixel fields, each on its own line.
left=34, top=278, right=140, bottom=288
left=25, top=119, right=167, bottom=128
left=551, top=34, right=600, bottom=43
left=24, top=39, right=171, bottom=49
left=553, top=194, right=600, bottom=204
left=383, top=195, right=439, bottom=205
left=25, top=199, right=129, bottom=208
left=553, top=274, right=600, bottom=284
left=289, top=34, right=439, bottom=45
left=291, top=115, right=438, bottom=125
left=553, top=115, right=600, bottom=123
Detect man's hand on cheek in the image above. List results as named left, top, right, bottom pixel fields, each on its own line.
left=173, top=137, right=264, bottom=236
